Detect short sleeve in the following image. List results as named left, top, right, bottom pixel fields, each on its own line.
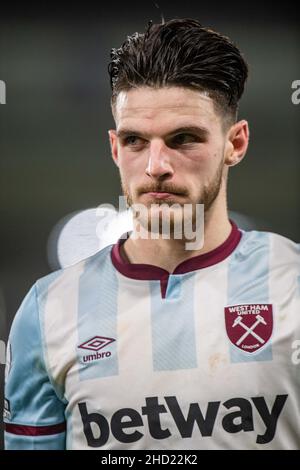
left=4, top=284, right=66, bottom=449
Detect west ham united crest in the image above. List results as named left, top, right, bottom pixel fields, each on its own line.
left=224, top=304, right=273, bottom=353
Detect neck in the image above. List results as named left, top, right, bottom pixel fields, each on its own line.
left=121, top=199, right=232, bottom=273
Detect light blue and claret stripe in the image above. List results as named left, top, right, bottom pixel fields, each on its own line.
left=227, top=230, right=273, bottom=363
left=150, top=273, right=198, bottom=371
left=77, top=246, right=119, bottom=380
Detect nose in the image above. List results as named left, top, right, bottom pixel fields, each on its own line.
left=145, top=140, right=174, bottom=180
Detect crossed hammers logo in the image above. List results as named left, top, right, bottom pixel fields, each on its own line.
left=232, top=314, right=267, bottom=346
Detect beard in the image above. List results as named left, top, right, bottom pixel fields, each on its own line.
left=120, top=159, right=224, bottom=237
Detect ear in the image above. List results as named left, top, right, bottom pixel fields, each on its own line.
left=108, top=129, right=119, bottom=167
left=224, top=120, right=249, bottom=167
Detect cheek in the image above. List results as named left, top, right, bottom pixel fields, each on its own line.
left=181, top=148, right=215, bottom=175
left=179, top=148, right=223, bottom=188
left=119, top=150, right=148, bottom=174
left=118, top=155, right=141, bottom=189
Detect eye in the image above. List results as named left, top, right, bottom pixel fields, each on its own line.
left=123, top=135, right=144, bottom=146
left=171, top=133, right=199, bottom=146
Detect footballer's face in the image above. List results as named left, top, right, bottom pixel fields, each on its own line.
left=109, top=86, right=248, bottom=231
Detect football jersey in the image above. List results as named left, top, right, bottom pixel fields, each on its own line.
left=3, top=221, right=300, bottom=449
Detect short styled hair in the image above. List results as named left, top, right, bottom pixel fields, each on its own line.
left=108, top=18, right=248, bottom=126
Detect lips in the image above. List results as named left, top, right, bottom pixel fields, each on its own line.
left=144, top=191, right=181, bottom=199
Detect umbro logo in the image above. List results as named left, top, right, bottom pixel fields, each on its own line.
left=78, top=336, right=116, bottom=363
left=79, top=336, right=115, bottom=352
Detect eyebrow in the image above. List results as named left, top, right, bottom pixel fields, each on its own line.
left=116, top=125, right=210, bottom=140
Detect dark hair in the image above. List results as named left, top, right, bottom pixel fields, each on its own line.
left=108, top=18, right=248, bottom=125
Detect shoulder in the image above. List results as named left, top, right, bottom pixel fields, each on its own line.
left=236, top=228, right=299, bottom=271
left=10, top=245, right=114, bottom=344
left=35, top=244, right=113, bottom=300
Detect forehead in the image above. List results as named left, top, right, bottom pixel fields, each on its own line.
left=114, top=87, right=221, bottom=132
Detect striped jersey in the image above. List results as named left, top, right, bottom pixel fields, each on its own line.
left=4, top=221, right=300, bottom=449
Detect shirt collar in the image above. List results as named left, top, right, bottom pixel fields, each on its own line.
left=111, top=219, right=242, bottom=280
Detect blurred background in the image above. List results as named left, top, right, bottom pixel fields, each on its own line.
left=0, top=0, right=299, bottom=450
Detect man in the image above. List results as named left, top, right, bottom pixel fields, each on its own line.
left=4, top=18, right=300, bottom=449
